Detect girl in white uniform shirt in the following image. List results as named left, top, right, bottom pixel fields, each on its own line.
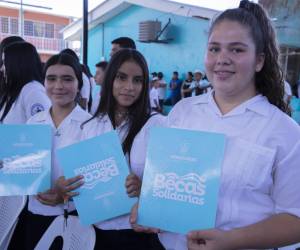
left=24, top=53, right=91, bottom=249
left=0, top=41, right=51, bottom=250
left=0, top=41, right=50, bottom=124
left=131, top=1, right=300, bottom=249
left=74, top=49, right=165, bottom=249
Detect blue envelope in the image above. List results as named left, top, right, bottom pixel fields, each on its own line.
left=57, top=131, right=137, bottom=225
left=138, top=127, right=226, bottom=234
left=0, top=124, right=51, bottom=195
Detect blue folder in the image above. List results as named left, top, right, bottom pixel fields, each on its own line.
left=138, top=127, right=226, bottom=234
left=57, top=131, right=137, bottom=225
left=0, top=124, right=51, bottom=195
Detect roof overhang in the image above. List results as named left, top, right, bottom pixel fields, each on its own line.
left=61, top=0, right=218, bottom=41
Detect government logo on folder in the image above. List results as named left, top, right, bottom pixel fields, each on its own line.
left=57, top=131, right=137, bottom=225
left=0, top=124, right=51, bottom=195
left=137, top=127, right=226, bottom=234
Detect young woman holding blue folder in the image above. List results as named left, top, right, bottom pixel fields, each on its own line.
left=24, top=53, right=90, bottom=249
left=79, top=48, right=165, bottom=250
left=0, top=40, right=51, bottom=250
left=130, top=1, right=300, bottom=249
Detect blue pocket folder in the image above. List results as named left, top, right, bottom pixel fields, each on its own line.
left=57, top=131, right=137, bottom=225
left=138, top=127, right=226, bottom=234
left=0, top=124, right=51, bottom=195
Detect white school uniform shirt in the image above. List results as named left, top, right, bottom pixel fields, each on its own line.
left=159, top=91, right=300, bottom=250
left=80, top=73, right=91, bottom=105
left=150, top=87, right=160, bottom=108
left=27, top=105, right=92, bottom=216
left=82, top=113, right=166, bottom=230
left=158, top=79, right=167, bottom=100
left=0, top=81, right=51, bottom=124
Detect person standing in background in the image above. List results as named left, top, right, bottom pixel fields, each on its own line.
left=168, top=71, right=182, bottom=105
left=157, top=72, right=167, bottom=110
left=110, top=37, right=136, bottom=57
left=150, top=77, right=161, bottom=112
left=181, top=71, right=194, bottom=98
left=91, top=61, right=108, bottom=115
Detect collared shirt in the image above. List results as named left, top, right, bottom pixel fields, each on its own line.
left=27, top=105, right=91, bottom=216
left=0, top=81, right=51, bottom=124
left=82, top=113, right=166, bottom=230
left=159, top=91, right=300, bottom=250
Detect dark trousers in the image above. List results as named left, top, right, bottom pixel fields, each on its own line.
left=94, top=227, right=165, bottom=250
left=8, top=205, right=78, bottom=250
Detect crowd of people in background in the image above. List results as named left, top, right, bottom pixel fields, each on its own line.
left=0, top=0, right=300, bottom=250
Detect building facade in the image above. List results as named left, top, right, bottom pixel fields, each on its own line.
left=0, top=6, right=72, bottom=61
left=62, top=0, right=218, bottom=83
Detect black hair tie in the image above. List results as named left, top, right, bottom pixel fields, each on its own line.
left=239, top=0, right=253, bottom=11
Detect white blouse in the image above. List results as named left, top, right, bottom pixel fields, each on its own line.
left=82, top=113, right=166, bottom=230
left=0, top=81, right=51, bottom=124
left=27, top=105, right=91, bottom=216
left=159, top=91, right=300, bottom=250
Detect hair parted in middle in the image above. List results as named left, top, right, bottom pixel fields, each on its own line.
left=90, top=49, right=151, bottom=155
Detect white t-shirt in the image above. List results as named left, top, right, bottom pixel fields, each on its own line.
left=27, top=105, right=91, bottom=216
left=158, top=79, right=167, bottom=100
left=0, top=81, right=51, bottom=124
left=159, top=91, right=300, bottom=250
left=80, top=73, right=91, bottom=103
left=284, top=80, right=292, bottom=103
left=82, top=113, right=166, bottom=230
left=150, top=87, right=159, bottom=108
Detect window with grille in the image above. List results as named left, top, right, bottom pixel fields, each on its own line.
left=24, top=20, right=33, bottom=36
left=1, top=17, right=9, bottom=33
left=45, top=23, right=54, bottom=38
left=10, top=18, right=18, bottom=34
left=34, top=22, right=44, bottom=37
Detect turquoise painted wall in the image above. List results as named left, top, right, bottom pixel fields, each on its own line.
left=260, top=0, right=300, bottom=48
left=87, top=24, right=104, bottom=73
left=87, top=5, right=210, bottom=84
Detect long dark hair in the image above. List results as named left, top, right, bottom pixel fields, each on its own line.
left=44, top=53, right=83, bottom=92
left=90, top=49, right=151, bottom=154
left=208, top=0, right=288, bottom=113
left=0, top=36, right=25, bottom=102
left=0, top=36, right=24, bottom=67
left=0, top=41, right=43, bottom=122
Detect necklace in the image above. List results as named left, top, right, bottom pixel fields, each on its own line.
left=115, top=110, right=129, bottom=119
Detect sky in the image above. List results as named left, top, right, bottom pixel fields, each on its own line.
left=0, top=0, right=245, bottom=18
